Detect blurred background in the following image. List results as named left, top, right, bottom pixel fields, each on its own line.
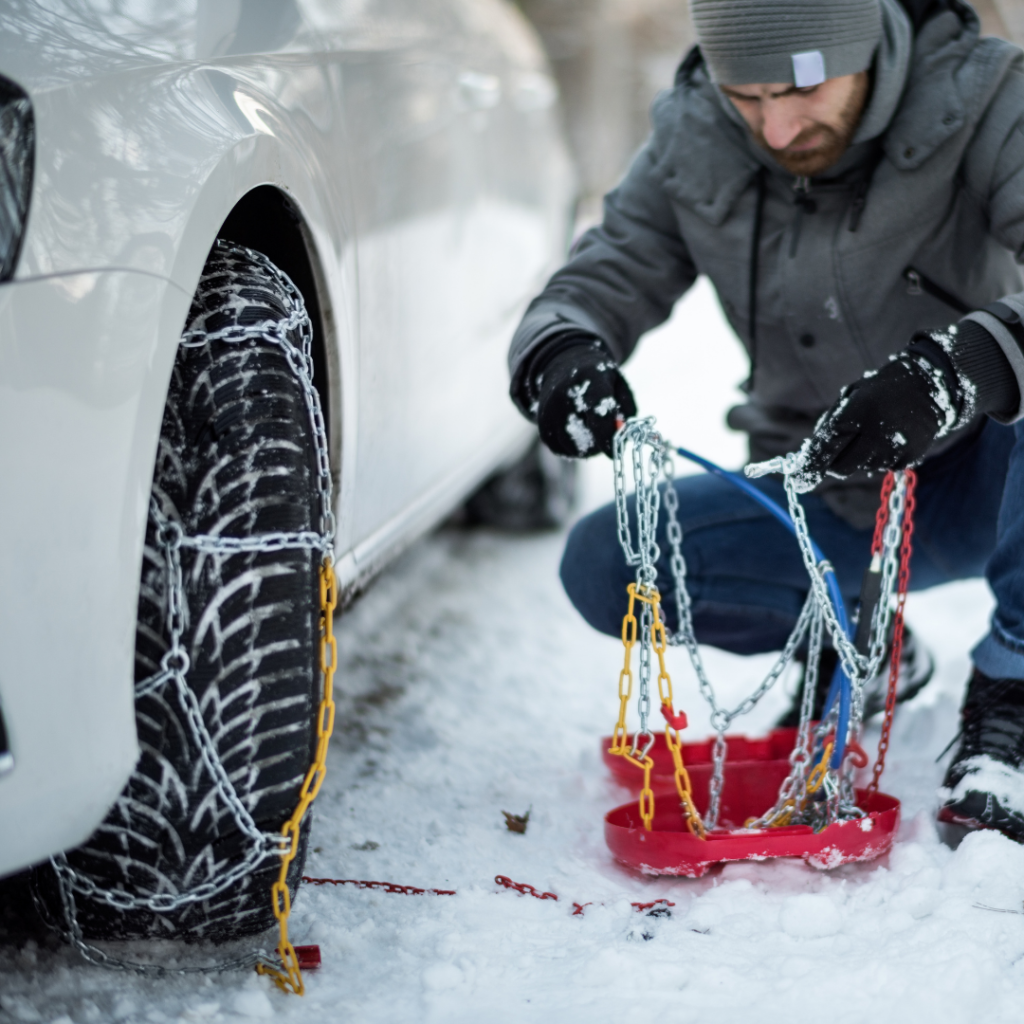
left=515, top=0, right=1024, bottom=218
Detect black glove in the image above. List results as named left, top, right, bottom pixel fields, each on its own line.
left=535, top=344, right=637, bottom=458
left=793, top=321, right=1018, bottom=492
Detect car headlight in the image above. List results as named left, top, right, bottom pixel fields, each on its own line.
left=0, top=75, right=33, bottom=282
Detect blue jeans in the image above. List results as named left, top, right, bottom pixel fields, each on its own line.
left=561, top=418, right=1024, bottom=678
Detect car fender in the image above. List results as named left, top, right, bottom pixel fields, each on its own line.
left=0, top=268, right=191, bottom=876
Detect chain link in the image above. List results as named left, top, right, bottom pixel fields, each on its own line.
left=44, top=859, right=263, bottom=976
left=180, top=246, right=335, bottom=546
left=53, top=243, right=335, bottom=991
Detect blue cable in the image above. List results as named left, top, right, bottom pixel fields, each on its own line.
left=673, top=447, right=852, bottom=769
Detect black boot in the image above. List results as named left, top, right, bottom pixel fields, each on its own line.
left=775, top=625, right=934, bottom=728
left=776, top=647, right=840, bottom=729
left=938, top=669, right=1024, bottom=842
left=862, top=626, right=935, bottom=719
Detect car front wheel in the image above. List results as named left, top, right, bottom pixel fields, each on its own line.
left=42, top=241, right=332, bottom=946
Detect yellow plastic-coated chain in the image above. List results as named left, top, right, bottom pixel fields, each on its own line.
left=639, top=785, right=655, bottom=828
left=609, top=587, right=639, bottom=757
left=749, top=798, right=796, bottom=828
left=665, top=726, right=707, bottom=839
left=257, top=557, right=338, bottom=997
left=609, top=585, right=656, bottom=825
left=609, top=583, right=706, bottom=837
left=623, top=751, right=656, bottom=830
left=652, top=614, right=673, bottom=710
left=657, top=673, right=672, bottom=710
left=621, top=602, right=638, bottom=647
left=611, top=663, right=633, bottom=755
left=651, top=613, right=668, bottom=654
left=805, top=742, right=834, bottom=796
left=647, top=588, right=706, bottom=838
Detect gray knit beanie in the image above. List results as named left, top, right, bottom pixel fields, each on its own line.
left=691, top=0, right=883, bottom=86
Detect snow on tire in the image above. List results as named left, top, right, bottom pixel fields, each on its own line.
left=45, top=244, right=322, bottom=942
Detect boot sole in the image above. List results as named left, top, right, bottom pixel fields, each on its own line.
left=938, top=791, right=1024, bottom=844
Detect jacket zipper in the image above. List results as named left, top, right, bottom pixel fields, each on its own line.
left=903, top=267, right=971, bottom=316
left=789, top=176, right=815, bottom=258
left=745, top=166, right=768, bottom=393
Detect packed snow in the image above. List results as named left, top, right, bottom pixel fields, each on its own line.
left=3, top=280, right=1024, bottom=1024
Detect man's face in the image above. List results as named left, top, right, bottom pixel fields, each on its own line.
left=721, top=71, right=870, bottom=176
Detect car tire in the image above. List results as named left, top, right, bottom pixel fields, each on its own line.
left=462, top=437, right=577, bottom=531
left=42, top=243, right=325, bottom=943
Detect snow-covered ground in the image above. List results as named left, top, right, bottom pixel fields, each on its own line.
left=4, top=281, right=1023, bottom=1024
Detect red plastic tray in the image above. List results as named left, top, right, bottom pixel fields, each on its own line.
left=601, top=729, right=900, bottom=876
left=603, top=727, right=801, bottom=800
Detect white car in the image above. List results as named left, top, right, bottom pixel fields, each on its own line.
left=0, top=0, right=573, bottom=942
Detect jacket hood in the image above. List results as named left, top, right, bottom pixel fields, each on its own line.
left=852, top=0, right=913, bottom=143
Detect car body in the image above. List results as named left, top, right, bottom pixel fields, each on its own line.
left=0, top=0, right=574, bottom=877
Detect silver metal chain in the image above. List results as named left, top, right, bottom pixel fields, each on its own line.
left=749, top=456, right=897, bottom=684
left=613, top=419, right=906, bottom=831
left=51, top=243, right=334, bottom=975
left=755, top=604, right=826, bottom=828
left=748, top=470, right=908, bottom=830
left=180, top=246, right=335, bottom=546
left=43, top=856, right=263, bottom=976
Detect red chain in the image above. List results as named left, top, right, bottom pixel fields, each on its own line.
left=302, top=877, right=457, bottom=896
left=870, top=472, right=896, bottom=558
left=868, top=468, right=917, bottom=793
left=631, top=899, right=675, bottom=913
left=495, top=875, right=674, bottom=916
left=494, top=875, right=558, bottom=900
left=302, top=875, right=674, bottom=917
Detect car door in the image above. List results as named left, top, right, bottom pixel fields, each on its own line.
left=303, top=0, right=468, bottom=554
left=304, top=0, right=572, bottom=564
left=442, top=0, right=574, bottom=462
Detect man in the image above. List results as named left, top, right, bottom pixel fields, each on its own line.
left=508, top=0, right=1024, bottom=841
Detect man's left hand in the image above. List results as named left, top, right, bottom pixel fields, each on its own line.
left=793, top=345, right=962, bottom=492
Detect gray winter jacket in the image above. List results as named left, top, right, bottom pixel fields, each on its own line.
left=509, top=0, right=1024, bottom=526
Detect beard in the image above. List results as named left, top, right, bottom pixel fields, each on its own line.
left=754, top=76, right=869, bottom=176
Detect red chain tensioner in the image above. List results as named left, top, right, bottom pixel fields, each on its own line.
left=868, top=469, right=917, bottom=793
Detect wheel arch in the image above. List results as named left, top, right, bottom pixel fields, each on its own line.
left=214, top=185, right=342, bottom=505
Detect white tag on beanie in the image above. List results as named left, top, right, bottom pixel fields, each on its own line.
left=792, top=50, right=826, bottom=87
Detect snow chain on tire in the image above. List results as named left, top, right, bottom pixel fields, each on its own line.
left=47, top=242, right=336, bottom=994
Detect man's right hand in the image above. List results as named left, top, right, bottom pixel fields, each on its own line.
left=535, top=345, right=637, bottom=458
